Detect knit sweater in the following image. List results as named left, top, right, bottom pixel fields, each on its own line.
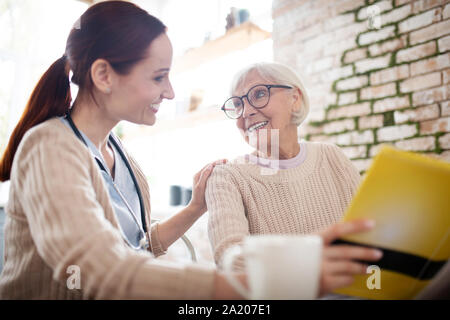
left=0, top=118, right=215, bottom=299
left=206, top=141, right=361, bottom=269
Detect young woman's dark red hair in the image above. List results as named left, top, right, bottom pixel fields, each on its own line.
left=0, top=1, right=166, bottom=181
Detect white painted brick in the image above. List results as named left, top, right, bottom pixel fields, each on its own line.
left=439, top=132, right=450, bottom=148
left=371, top=65, right=410, bottom=85
left=441, top=101, right=450, bottom=116
left=395, top=136, right=435, bottom=151
left=396, top=41, right=436, bottom=63
left=323, top=119, right=356, bottom=134
left=359, top=115, right=384, bottom=129
left=307, top=109, right=326, bottom=122
left=335, top=130, right=375, bottom=145
left=323, top=38, right=357, bottom=56
left=399, top=8, right=441, bottom=33
left=369, top=36, right=407, bottom=56
left=420, top=116, right=450, bottom=134
left=312, top=56, right=334, bottom=73
left=443, top=68, right=450, bottom=84
left=321, top=65, right=354, bottom=82
left=394, top=104, right=440, bottom=123
left=410, top=19, right=450, bottom=45
left=373, top=96, right=411, bottom=113
left=413, top=0, right=447, bottom=14
left=333, top=0, right=366, bottom=15
left=439, top=35, right=450, bottom=52
left=338, top=92, right=358, bottom=105
left=396, top=0, right=412, bottom=6
left=324, top=12, right=355, bottom=31
left=380, top=5, right=412, bottom=26
left=377, top=124, right=418, bottom=141
left=412, top=85, right=450, bottom=106
left=341, top=145, right=367, bottom=159
left=444, top=3, right=450, bottom=19
left=327, top=103, right=371, bottom=120
left=359, top=26, right=396, bottom=46
left=355, top=54, right=391, bottom=73
left=410, top=53, right=450, bottom=76
left=336, top=76, right=369, bottom=91
left=400, top=72, right=442, bottom=93
left=360, top=83, right=397, bottom=100
left=344, top=48, right=367, bottom=64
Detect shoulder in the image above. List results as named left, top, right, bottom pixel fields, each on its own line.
left=304, top=141, right=347, bottom=160
left=20, top=117, right=81, bottom=147
left=14, top=117, right=91, bottom=167
left=206, top=161, right=251, bottom=189
left=209, top=162, right=238, bottom=180
left=305, top=141, right=360, bottom=179
left=302, top=141, right=359, bottom=174
left=303, top=140, right=341, bottom=153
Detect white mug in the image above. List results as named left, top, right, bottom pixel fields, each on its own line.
left=222, top=234, right=323, bottom=300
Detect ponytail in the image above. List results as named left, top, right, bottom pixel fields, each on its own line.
left=0, top=55, right=71, bottom=181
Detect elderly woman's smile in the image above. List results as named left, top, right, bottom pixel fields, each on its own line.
left=246, top=120, right=269, bottom=132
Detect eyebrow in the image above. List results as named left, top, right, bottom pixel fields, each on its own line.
left=154, top=68, right=170, bottom=73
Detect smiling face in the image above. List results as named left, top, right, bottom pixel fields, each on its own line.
left=234, top=70, right=301, bottom=154
left=108, top=32, right=174, bottom=126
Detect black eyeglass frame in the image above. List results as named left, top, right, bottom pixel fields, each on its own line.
left=221, top=84, right=293, bottom=119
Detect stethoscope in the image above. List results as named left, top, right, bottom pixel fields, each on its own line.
left=65, top=112, right=149, bottom=251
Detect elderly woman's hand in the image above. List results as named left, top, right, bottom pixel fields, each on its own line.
left=188, top=159, right=228, bottom=216
left=317, top=219, right=383, bottom=297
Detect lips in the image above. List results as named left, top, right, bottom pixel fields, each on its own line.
left=149, top=104, right=159, bottom=113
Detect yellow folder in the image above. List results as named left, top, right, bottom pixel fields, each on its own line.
left=333, top=145, right=450, bottom=299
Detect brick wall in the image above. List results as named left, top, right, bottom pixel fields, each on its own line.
left=273, top=0, right=450, bottom=172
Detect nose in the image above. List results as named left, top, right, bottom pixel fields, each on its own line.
left=242, top=96, right=257, bottom=119
left=163, top=80, right=175, bottom=100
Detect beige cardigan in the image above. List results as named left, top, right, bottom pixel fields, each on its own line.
left=206, top=141, right=361, bottom=269
left=0, top=118, right=215, bottom=299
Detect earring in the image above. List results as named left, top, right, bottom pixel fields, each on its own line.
left=106, top=88, right=111, bottom=94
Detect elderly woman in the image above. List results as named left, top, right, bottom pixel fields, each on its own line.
left=206, top=62, right=370, bottom=292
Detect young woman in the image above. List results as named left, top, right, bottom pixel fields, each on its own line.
left=0, top=1, right=381, bottom=299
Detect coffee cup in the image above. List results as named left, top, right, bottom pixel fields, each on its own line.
left=222, top=234, right=323, bottom=299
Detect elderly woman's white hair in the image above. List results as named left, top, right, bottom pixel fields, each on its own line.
left=230, top=62, right=310, bottom=126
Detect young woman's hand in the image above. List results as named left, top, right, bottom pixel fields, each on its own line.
left=317, top=219, right=383, bottom=297
left=188, top=159, right=228, bottom=216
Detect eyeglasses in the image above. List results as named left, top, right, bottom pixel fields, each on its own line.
left=221, top=84, right=293, bottom=119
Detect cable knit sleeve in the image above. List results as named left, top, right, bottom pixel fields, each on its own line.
left=13, top=124, right=214, bottom=299
left=205, top=164, right=249, bottom=269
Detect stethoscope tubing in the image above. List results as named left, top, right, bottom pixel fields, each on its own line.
left=65, top=113, right=149, bottom=250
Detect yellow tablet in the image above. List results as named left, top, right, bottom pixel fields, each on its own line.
left=333, top=145, right=450, bottom=299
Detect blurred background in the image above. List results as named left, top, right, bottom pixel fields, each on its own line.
left=0, top=0, right=449, bottom=268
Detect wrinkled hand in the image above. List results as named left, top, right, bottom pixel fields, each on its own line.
left=316, top=219, right=383, bottom=297
left=188, top=159, right=228, bottom=216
